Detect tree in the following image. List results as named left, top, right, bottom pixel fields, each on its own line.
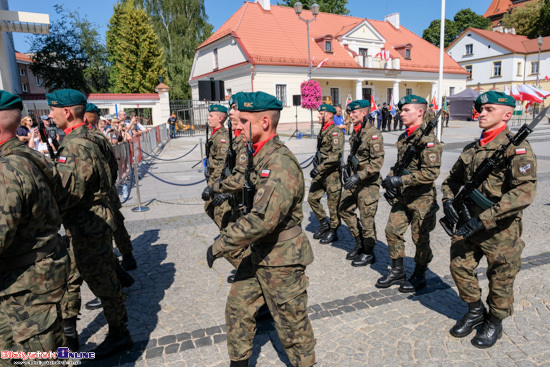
left=534, top=0, right=550, bottom=37
left=502, top=0, right=542, bottom=37
left=277, top=0, right=349, bottom=15
left=422, top=19, right=459, bottom=48
left=107, top=0, right=167, bottom=94
left=454, top=8, right=491, bottom=33
left=138, top=0, right=213, bottom=99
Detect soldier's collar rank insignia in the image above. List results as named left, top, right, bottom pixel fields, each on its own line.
left=261, top=169, right=270, bottom=178
left=515, top=148, right=527, bottom=155
left=519, top=163, right=531, bottom=175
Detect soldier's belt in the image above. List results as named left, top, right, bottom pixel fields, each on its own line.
left=0, top=237, right=59, bottom=273
left=469, top=189, right=495, bottom=211
left=260, top=226, right=302, bottom=243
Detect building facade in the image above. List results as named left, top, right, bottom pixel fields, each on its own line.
left=483, top=0, right=539, bottom=28
left=190, top=1, right=468, bottom=127
left=16, top=51, right=47, bottom=95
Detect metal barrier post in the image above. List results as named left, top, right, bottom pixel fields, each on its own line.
left=192, top=137, right=205, bottom=169
left=131, top=157, right=149, bottom=212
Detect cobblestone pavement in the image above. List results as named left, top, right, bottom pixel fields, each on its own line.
left=78, top=120, right=550, bottom=366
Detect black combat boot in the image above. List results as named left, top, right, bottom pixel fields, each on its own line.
left=313, top=218, right=330, bottom=240
left=63, top=317, right=79, bottom=351
left=450, top=300, right=486, bottom=338
left=121, top=253, right=137, bottom=271
left=351, top=238, right=376, bottom=267
left=471, top=313, right=503, bottom=349
left=93, top=326, right=133, bottom=360
left=375, top=258, right=406, bottom=288
left=320, top=227, right=338, bottom=244
left=85, top=297, right=102, bottom=310
left=399, top=263, right=428, bottom=293
left=346, top=236, right=363, bottom=260
left=115, top=261, right=135, bottom=288
left=230, top=359, right=249, bottom=367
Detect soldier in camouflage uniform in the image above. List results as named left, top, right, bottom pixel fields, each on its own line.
left=308, top=103, right=344, bottom=244
left=423, top=103, right=436, bottom=123
left=48, top=89, right=131, bottom=359
left=378, top=95, right=441, bottom=292
left=0, top=90, right=69, bottom=361
left=206, top=92, right=316, bottom=367
left=202, top=105, right=230, bottom=228
left=441, top=91, right=537, bottom=348
left=339, top=100, right=384, bottom=266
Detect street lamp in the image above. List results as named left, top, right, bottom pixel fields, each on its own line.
left=537, top=35, right=543, bottom=86
left=295, top=2, right=320, bottom=138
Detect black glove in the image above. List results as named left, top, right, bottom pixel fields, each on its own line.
left=385, top=186, right=398, bottom=199
left=212, top=193, right=229, bottom=206
left=456, top=217, right=484, bottom=239
left=206, top=245, right=216, bottom=268
left=443, top=199, right=459, bottom=226
left=344, top=174, right=360, bottom=190
left=201, top=186, right=214, bottom=201
left=310, top=166, right=320, bottom=179
left=382, top=176, right=403, bottom=190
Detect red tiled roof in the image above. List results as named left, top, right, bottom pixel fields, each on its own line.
left=448, top=27, right=550, bottom=54
left=89, top=93, right=160, bottom=100
left=198, top=2, right=467, bottom=75
left=15, top=51, right=33, bottom=63
left=483, top=0, right=538, bottom=18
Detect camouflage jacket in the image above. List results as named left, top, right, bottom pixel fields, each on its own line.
left=389, top=121, right=441, bottom=198
left=55, top=124, right=115, bottom=236
left=441, top=126, right=537, bottom=230
left=0, top=137, right=67, bottom=296
left=213, top=133, right=246, bottom=194
left=423, top=109, right=436, bottom=123
left=349, top=122, right=384, bottom=184
left=316, top=122, right=344, bottom=175
left=89, top=127, right=122, bottom=210
left=212, top=135, right=314, bottom=267
left=207, top=127, right=229, bottom=185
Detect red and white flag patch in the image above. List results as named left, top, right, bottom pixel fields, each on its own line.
left=515, top=148, right=527, bottom=155
left=220, top=139, right=226, bottom=143
left=333, top=132, right=338, bottom=136
left=261, top=169, right=270, bottom=178
left=372, top=135, right=378, bottom=140
left=427, top=142, right=435, bottom=148
left=58, top=156, right=67, bottom=163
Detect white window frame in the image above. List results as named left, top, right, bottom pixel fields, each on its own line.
left=493, top=61, right=502, bottom=77
left=21, top=83, right=28, bottom=92
left=19, top=68, right=26, bottom=76
left=406, top=88, right=413, bottom=96
left=517, top=62, right=522, bottom=77
left=275, top=84, right=288, bottom=107
left=449, top=87, right=455, bottom=96
left=465, top=65, right=473, bottom=80
left=465, top=44, right=473, bottom=55
left=330, top=87, right=340, bottom=106
left=531, top=61, right=539, bottom=75
left=213, top=48, right=219, bottom=70
left=35, top=76, right=42, bottom=87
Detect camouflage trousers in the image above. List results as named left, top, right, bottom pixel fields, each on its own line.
left=62, top=234, right=128, bottom=331
left=307, top=170, right=342, bottom=229
left=60, top=242, right=82, bottom=319
left=0, top=248, right=68, bottom=356
left=450, top=217, right=525, bottom=320
left=204, top=199, right=231, bottom=229
left=339, top=183, right=379, bottom=242
left=385, top=195, right=438, bottom=264
left=226, top=257, right=316, bottom=367
left=113, top=206, right=133, bottom=256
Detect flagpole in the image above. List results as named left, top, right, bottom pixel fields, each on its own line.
left=437, top=0, right=445, bottom=142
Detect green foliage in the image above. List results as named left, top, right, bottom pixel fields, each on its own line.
left=277, top=0, right=349, bottom=15
left=107, top=0, right=167, bottom=93
left=454, top=8, right=491, bottom=33
left=138, top=0, right=213, bottom=99
left=502, top=0, right=542, bottom=37
left=422, top=19, right=459, bottom=48
left=535, top=0, right=550, bottom=37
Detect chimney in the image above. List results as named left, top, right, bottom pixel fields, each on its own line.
left=385, top=13, right=400, bottom=29
left=504, top=27, right=516, bottom=35
left=256, top=0, right=270, bottom=11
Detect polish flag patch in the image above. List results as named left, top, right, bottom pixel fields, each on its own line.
left=515, top=148, right=527, bottom=155
left=261, top=169, right=271, bottom=178
left=427, top=142, right=435, bottom=148
left=372, top=135, right=378, bottom=140
left=220, top=139, right=226, bottom=143
left=333, top=132, right=338, bottom=136
left=58, top=156, right=67, bottom=163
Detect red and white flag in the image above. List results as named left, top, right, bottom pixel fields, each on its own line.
left=546, top=75, right=549, bottom=82
left=511, top=84, right=521, bottom=100
left=316, top=58, right=328, bottom=70
left=518, top=84, right=543, bottom=103
left=375, top=49, right=391, bottom=61
left=431, top=96, right=438, bottom=110
left=504, top=84, right=510, bottom=95
left=370, top=94, right=377, bottom=114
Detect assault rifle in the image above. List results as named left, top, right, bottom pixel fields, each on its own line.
left=34, top=103, right=58, bottom=159
left=312, top=115, right=324, bottom=171
left=241, top=123, right=256, bottom=215
left=203, top=122, right=211, bottom=179
left=383, top=109, right=442, bottom=203
left=222, top=118, right=236, bottom=179
left=439, top=106, right=548, bottom=236
left=342, top=113, right=368, bottom=182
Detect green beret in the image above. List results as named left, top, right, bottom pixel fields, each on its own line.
left=46, top=89, right=87, bottom=107
left=318, top=103, right=337, bottom=114
left=85, top=103, right=100, bottom=115
left=429, top=104, right=434, bottom=107
left=208, top=104, right=228, bottom=114
left=397, top=95, right=428, bottom=110
left=346, top=99, right=370, bottom=112
left=237, top=92, right=283, bottom=112
left=475, top=91, right=516, bottom=112
left=0, top=90, right=23, bottom=111
left=228, top=92, right=244, bottom=107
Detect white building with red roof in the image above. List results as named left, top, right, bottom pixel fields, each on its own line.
left=446, top=28, right=550, bottom=93
left=190, top=0, right=468, bottom=126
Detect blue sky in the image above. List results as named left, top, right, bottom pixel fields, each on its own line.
left=12, top=0, right=492, bottom=53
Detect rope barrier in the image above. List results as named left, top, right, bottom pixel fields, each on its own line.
left=300, top=155, right=314, bottom=169
left=137, top=144, right=198, bottom=162
left=138, top=164, right=207, bottom=187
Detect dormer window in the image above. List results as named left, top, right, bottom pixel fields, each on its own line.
left=315, top=35, right=334, bottom=54
left=405, top=49, right=410, bottom=59
left=394, top=43, right=412, bottom=60
left=325, top=41, right=332, bottom=52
